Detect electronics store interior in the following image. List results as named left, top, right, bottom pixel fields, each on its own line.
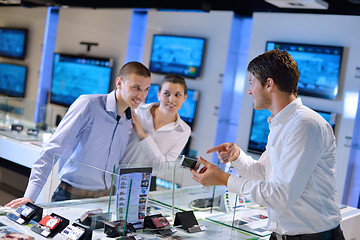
left=1, top=1, right=360, bottom=239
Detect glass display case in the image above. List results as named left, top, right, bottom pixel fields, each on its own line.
left=5, top=152, right=360, bottom=239
left=0, top=96, right=66, bottom=143
left=36, top=154, right=264, bottom=239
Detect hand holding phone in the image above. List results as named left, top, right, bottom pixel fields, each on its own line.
left=180, top=156, right=200, bottom=170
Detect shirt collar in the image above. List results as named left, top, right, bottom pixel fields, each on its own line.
left=268, top=98, right=302, bottom=126
left=106, top=90, right=132, bottom=120
left=139, top=102, right=186, bottom=132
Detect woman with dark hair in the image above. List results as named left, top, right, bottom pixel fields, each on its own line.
left=122, top=74, right=191, bottom=165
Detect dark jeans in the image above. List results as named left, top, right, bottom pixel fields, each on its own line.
left=51, top=183, right=72, bottom=202
left=269, top=225, right=345, bottom=240
left=51, top=182, right=88, bottom=202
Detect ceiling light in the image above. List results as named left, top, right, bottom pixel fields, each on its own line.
left=265, top=0, right=329, bottom=9
left=0, top=0, right=20, bottom=4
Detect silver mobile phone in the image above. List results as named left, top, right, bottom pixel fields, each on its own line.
left=180, top=155, right=200, bottom=169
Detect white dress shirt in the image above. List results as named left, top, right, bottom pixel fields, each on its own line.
left=121, top=102, right=191, bottom=166
left=227, top=98, right=341, bottom=235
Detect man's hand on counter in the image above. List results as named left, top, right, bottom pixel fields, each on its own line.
left=4, top=197, right=33, bottom=209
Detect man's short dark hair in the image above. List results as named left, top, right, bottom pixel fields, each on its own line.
left=247, top=49, right=299, bottom=96
left=117, top=61, right=151, bottom=79
left=159, top=74, right=188, bottom=95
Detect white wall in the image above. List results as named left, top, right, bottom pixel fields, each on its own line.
left=55, top=7, right=133, bottom=85
left=144, top=10, right=234, bottom=159
left=0, top=7, right=47, bottom=101
left=44, top=7, right=133, bottom=122
left=236, top=12, right=360, bottom=203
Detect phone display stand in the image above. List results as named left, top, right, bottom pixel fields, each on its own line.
left=31, top=213, right=70, bottom=237
left=143, top=214, right=163, bottom=229
left=7, top=202, right=43, bottom=225
left=53, top=223, right=92, bottom=240
left=143, top=214, right=175, bottom=236
left=174, top=211, right=205, bottom=233
left=78, top=211, right=110, bottom=230
left=103, top=220, right=136, bottom=238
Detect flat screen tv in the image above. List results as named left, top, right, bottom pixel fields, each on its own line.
left=0, top=27, right=27, bottom=60
left=145, top=84, right=199, bottom=128
left=247, top=108, right=336, bottom=154
left=149, top=35, right=206, bottom=79
left=266, top=41, right=343, bottom=100
left=0, top=62, right=27, bottom=97
left=50, top=53, right=113, bottom=107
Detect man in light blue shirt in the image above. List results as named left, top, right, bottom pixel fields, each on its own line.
left=6, top=61, right=151, bottom=208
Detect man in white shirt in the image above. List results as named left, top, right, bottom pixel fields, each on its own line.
left=191, top=49, right=345, bottom=240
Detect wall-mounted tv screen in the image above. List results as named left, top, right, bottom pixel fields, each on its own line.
left=0, top=62, right=27, bottom=97
left=0, top=27, right=27, bottom=60
left=50, top=53, right=113, bottom=107
left=149, top=35, right=206, bottom=79
left=247, top=108, right=336, bottom=154
left=145, top=84, right=199, bottom=128
left=266, top=41, right=343, bottom=100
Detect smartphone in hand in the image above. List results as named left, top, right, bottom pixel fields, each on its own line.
left=180, top=155, right=200, bottom=170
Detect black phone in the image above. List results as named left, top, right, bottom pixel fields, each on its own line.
left=180, top=156, right=200, bottom=169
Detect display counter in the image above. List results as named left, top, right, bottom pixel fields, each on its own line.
left=0, top=97, right=67, bottom=204
left=1, top=192, right=360, bottom=240
left=1, top=143, right=360, bottom=239
left=0, top=197, right=263, bottom=240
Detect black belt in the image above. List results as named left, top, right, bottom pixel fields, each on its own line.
left=271, top=225, right=343, bottom=240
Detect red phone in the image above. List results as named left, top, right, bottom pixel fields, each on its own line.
left=152, top=217, right=170, bottom=228
left=39, top=215, right=61, bottom=230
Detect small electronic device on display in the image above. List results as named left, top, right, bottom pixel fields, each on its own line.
left=179, top=155, right=200, bottom=169
left=39, top=215, right=61, bottom=230
left=53, top=224, right=86, bottom=240
left=31, top=213, right=69, bottom=238
left=7, top=202, right=43, bottom=225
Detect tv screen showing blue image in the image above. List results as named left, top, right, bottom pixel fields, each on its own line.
left=50, top=53, right=112, bottom=107
left=0, top=27, right=27, bottom=59
left=247, top=108, right=336, bottom=154
left=149, top=35, right=206, bottom=79
left=0, top=62, right=27, bottom=97
left=145, top=84, right=199, bottom=128
left=247, top=109, right=272, bottom=154
left=266, top=41, right=343, bottom=100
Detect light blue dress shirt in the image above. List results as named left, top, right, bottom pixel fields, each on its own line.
left=24, top=90, right=132, bottom=201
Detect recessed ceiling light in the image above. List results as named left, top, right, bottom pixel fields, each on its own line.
left=265, top=0, right=329, bottom=9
